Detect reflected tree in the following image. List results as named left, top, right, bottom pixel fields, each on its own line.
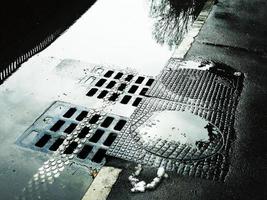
left=149, top=0, right=206, bottom=49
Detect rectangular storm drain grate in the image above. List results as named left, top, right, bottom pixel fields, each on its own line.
left=16, top=101, right=128, bottom=166
left=85, top=69, right=155, bottom=107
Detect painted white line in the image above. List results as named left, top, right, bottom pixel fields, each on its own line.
left=82, top=167, right=122, bottom=200
left=172, top=0, right=214, bottom=59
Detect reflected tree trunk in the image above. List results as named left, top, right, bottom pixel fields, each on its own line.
left=149, top=0, right=206, bottom=49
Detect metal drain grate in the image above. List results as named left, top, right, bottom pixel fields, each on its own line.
left=16, top=101, right=128, bottom=167
left=15, top=60, right=244, bottom=182
left=107, top=59, right=244, bottom=182
left=85, top=69, right=155, bottom=107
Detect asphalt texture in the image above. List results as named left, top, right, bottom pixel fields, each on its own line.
left=107, top=0, right=267, bottom=199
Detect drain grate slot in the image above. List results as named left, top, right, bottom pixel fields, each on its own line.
left=114, top=72, right=123, bottom=79
left=92, top=148, right=107, bottom=163
left=135, top=76, right=145, bottom=84
left=89, top=114, right=100, bottom=124
left=17, top=101, right=129, bottom=167
left=95, top=78, right=107, bottom=87
left=109, top=93, right=119, bottom=101
left=118, top=83, right=126, bottom=91
left=101, top=117, right=114, bottom=128
left=139, top=88, right=148, bottom=96
left=64, top=142, right=78, bottom=154
left=146, top=78, right=155, bottom=86
left=78, top=127, right=90, bottom=138
left=125, top=74, right=134, bottom=81
left=49, top=138, right=64, bottom=151
left=106, top=81, right=116, bottom=89
left=114, top=120, right=127, bottom=131
left=35, top=134, right=51, bottom=148
left=128, top=85, right=138, bottom=94
left=89, top=129, right=104, bottom=143
left=76, top=111, right=88, bottom=121
left=64, top=123, right=77, bottom=134
left=120, top=95, right=132, bottom=104
left=63, top=108, right=77, bottom=118
left=78, top=145, right=93, bottom=159
left=50, top=120, right=65, bottom=132
left=103, top=133, right=117, bottom=146
left=104, top=70, right=114, bottom=78
left=97, top=90, right=108, bottom=99
left=84, top=70, right=155, bottom=107
left=87, top=88, right=98, bottom=97
left=132, top=97, right=142, bottom=107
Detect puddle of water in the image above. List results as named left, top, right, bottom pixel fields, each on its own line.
left=39, top=0, right=205, bottom=76
left=139, top=111, right=211, bottom=145
left=131, top=109, right=223, bottom=161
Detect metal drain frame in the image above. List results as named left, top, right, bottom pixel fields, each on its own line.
left=16, top=101, right=128, bottom=167
left=83, top=67, right=155, bottom=107
left=107, top=59, right=244, bottom=182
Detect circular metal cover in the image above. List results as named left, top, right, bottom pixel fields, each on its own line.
left=132, top=110, right=224, bottom=161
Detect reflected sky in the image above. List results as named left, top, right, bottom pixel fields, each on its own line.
left=134, top=110, right=223, bottom=161
left=39, top=0, right=204, bottom=76
left=40, top=0, right=172, bottom=75
left=139, top=110, right=211, bottom=145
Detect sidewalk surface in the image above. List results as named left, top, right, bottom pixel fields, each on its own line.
left=0, top=0, right=266, bottom=200
left=107, top=0, right=267, bottom=199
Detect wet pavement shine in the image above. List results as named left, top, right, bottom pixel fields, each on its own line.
left=39, top=0, right=205, bottom=75
left=0, top=0, right=266, bottom=200
left=107, top=0, right=267, bottom=200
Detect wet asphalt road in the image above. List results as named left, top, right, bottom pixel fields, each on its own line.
left=107, top=0, right=267, bottom=199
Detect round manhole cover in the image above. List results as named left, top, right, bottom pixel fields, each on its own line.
left=131, top=110, right=224, bottom=161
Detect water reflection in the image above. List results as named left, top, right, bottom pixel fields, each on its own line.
left=39, top=0, right=206, bottom=75
left=149, top=0, right=206, bottom=48
left=131, top=109, right=224, bottom=161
